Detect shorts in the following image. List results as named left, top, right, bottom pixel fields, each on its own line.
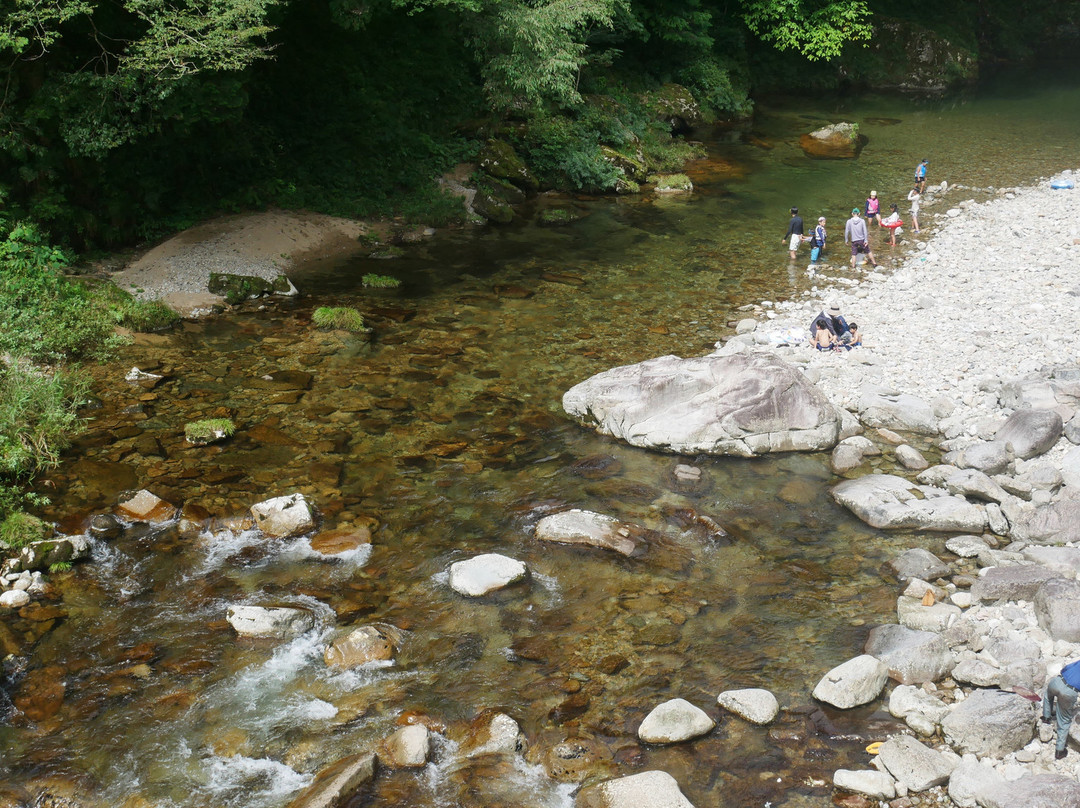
left=851, top=240, right=869, bottom=255
left=789, top=234, right=802, bottom=251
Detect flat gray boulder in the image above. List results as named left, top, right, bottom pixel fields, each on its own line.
left=864, top=625, right=955, bottom=684
left=812, top=654, right=888, bottom=709
left=944, top=441, right=1011, bottom=475
left=946, top=535, right=990, bottom=558
left=877, top=735, right=959, bottom=793
left=941, top=688, right=1034, bottom=757
left=970, top=564, right=1065, bottom=603
left=942, top=468, right=1010, bottom=504
left=832, top=475, right=988, bottom=532
left=896, top=444, right=929, bottom=470
left=1034, top=577, right=1080, bottom=642
left=1023, top=545, right=1080, bottom=575
left=890, top=548, right=950, bottom=582
left=562, top=353, right=841, bottom=457
left=575, top=770, right=696, bottom=808
left=716, top=688, right=779, bottom=725
left=995, top=409, right=1063, bottom=459
left=978, top=774, right=1080, bottom=808
left=897, top=596, right=962, bottom=632
left=637, top=698, right=715, bottom=744
left=534, top=509, right=648, bottom=557
left=833, top=769, right=895, bottom=800
left=858, top=392, right=938, bottom=435
left=448, top=553, right=528, bottom=597
left=1009, top=499, right=1080, bottom=544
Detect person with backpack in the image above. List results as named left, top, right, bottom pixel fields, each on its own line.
left=1044, top=659, right=1080, bottom=759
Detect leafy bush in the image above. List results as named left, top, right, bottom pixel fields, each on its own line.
left=0, top=363, right=87, bottom=480
left=361, top=274, right=401, bottom=289
left=312, top=307, right=367, bottom=332
left=115, top=299, right=182, bottom=332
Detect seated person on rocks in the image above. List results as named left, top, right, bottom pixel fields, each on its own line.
left=845, top=322, right=863, bottom=348
left=808, top=303, right=852, bottom=345
left=812, top=320, right=840, bottom=351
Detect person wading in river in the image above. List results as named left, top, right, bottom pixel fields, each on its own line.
left=782, top=207, right=805, bottom=260
left=844, top=208, right=878, bottom=269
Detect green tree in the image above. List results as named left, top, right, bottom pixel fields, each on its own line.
left=742, top=0, right=873, bottom=59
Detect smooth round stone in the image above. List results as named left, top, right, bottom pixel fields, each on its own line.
left=637, top=698, right=715, bottom=744
left=0, top=589, right=30, bottom=608
left=448, top=553, right=527, bottom=597
left=716, top=688, right=780, bottom=725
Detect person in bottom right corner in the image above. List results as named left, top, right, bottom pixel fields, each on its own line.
left=1043, top=659, right=1080, bottom=759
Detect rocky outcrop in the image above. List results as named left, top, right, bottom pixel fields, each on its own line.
left=799, top=123, right=867, bottom=159
left=832, top=475, right=988, bottom=532
left=563, top=353, right=841, bottom=457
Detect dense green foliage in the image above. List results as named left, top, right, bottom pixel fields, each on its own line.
left=3, top=0, right=1074, bottom=248
left=312, top=306, right=367, bottom=331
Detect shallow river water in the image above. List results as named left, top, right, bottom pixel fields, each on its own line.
left=3, top=70, right=1080, bottom=808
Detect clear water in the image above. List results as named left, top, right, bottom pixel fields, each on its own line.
left=3, top=70, right=1080, bottom=807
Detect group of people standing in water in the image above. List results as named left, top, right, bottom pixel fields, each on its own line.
left=781, top=158, right=929, bottom=265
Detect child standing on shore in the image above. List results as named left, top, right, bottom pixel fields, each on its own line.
left=811, top=216, right=827, bottom=261
left=907, top=186, right=922, bottom=233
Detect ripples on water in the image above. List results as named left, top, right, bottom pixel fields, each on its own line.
left=3, top=71, right=1080, bottom=807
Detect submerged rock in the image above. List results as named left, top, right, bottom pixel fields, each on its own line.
left=563, top=353, right=841, bottom=457
left=534, top=509, right=649, bottom=557
left=116, top=489, right=178, bottom=524
left=324, top=625, right=395, bottom=669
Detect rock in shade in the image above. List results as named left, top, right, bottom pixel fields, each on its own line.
left=324, top=625, right=395, bottom=669
left=716, top=688, right=779, bottom=725
left=637, top=698, right=715, bottom=743
left=562, top=352, right=842, bottom=457
left=226, top=605, right=315, bottom=639
left=994, top=408, right=1063, bottom=460
left=940, top=688, right=1034, bottom=757
left=1033, top=577, right=1080, bottom=642
left=812, top=655, right=889, bottom=709
left=864, top=624, right=955, bottom=684
left=534, top=509, right=648, bottom=557
left=876, top=734, right=959, bottom=793
left=380, top=724, right=429, bottom=768
left=833, top=770, right=896, bottom=800
left=831, top=475, right=987, bottom=533
left=575, top=770, right=696, bottom=808
left=116, top=489, right=178, bottom=523
left=250, top=493, right=315, bottom=538
left=448, top=553, right=527, bottom=597
left=284, top=753, right=374, bottom=808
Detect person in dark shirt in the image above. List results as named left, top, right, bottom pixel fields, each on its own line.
left=1043, top=659, right=1080, bottom=758
left=782, top=207, right=805, bottom=260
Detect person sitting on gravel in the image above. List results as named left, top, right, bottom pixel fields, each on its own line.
left=812, top=320, right=840, bottom=351
left=809, top=303, right=852, bottom=345
left=844, top=208, right=878, bottom=269
left=845, top=322, right=862, bottom=349
left=1043, top=659, right=1080, bottom=759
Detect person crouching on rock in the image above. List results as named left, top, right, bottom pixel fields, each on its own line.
left=844, top=208, right=878, bottom=269
left=1044, top=659, right=1080, bottom=759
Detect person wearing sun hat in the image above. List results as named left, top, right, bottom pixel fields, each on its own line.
left=808, top=300, right=852, bottom=345
left=844, top=207, right=878, bottom=269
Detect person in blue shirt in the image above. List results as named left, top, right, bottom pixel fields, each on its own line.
left=1043, top=659, right=1080, bottom=758
left=915, top=159, right=928, bottom=192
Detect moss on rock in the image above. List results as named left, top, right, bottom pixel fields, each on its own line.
left=478, top=139, right=539, bottom=192
left=208, top=273, right=294, bottom=304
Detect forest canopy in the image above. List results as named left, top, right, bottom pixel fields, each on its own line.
left=0, top=0, right=1076, bottom=245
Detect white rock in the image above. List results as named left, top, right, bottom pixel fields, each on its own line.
left=448, top=553, right=527, bottom=597
left=812, top=654, right=889, bottom=709
left=0, top=589, right=30, bottom=608
left=250, top=493, right=315, bottom=538
left=637, top=698, right=715, bottom=744
left=226, top=604, right=315, bottom=639
left=716, top=688, right=779, bottom=725
left=833, top=769, right=896, bottom=800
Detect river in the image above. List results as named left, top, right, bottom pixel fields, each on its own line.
left=3, top=69, right=1080, bottom=808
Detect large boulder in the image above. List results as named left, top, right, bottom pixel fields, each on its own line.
left=812, top=655, right=889, bottom=709
left=284, top=753, right=375, bottom=808
left=448, top=553, right=528, bottom=597
left=250, top=493, right=316, bottom=538
left=948, top=759, right=1006, bottom=808
left=864, top=624, right=955, bottom=684
left=970, top=564, right=1065, bottom=604
left=637, top=698, right=715, bottom=744
left=850, top=19, right=977, bottom=92
left=1009, top=499, right=1080, bottom=544
left=940, top=689, right=1034, bottom=757
left=995, top=409, right=1063, bottom=459
left=478, top=139, right=538, bottom=191
left=576, top=770, right=695, bottom=808
left=799, top=123, right=867, bottom=159
left=562, top=353, right=841, bottom=457
left=1034, top=577, right=1080, bottom=642
left=977, top=774, right=1080, bottom=808
left=534, top=510, right=649, bottom=557
left=832, top=475, right=988, bottom=532
left=889, top=549, right=950, bottom=582
left=876, top=735, right=959, bottom=793
left=943, top=441, right=1011, bottom=475
left=857, top=392, right=938, bottom=435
